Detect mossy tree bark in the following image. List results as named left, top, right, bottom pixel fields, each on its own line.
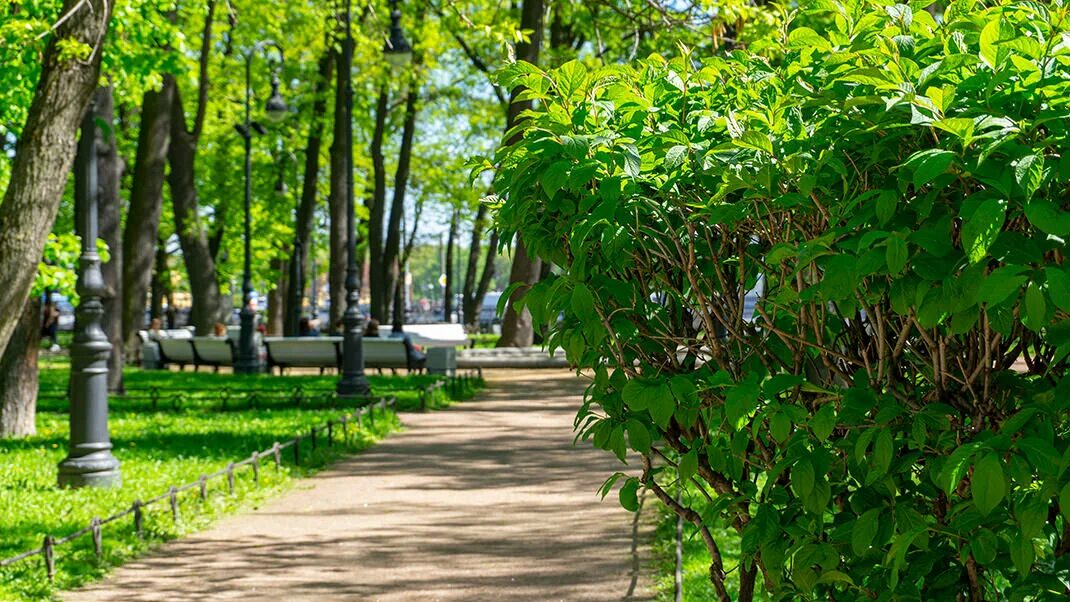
left=0, top=297, right=40, bottom=438
left=0, top=0, right=113, bottom=360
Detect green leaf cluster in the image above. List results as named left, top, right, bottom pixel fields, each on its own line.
left=493, top=1, right=1070, bottom=599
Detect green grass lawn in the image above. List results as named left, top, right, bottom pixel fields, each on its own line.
left=0, top=365, right=481, bottom=601
left=651, top=486, right=769, bottom=602
left=468, top=333, right=500, bottom=348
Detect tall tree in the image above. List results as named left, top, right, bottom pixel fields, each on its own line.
left=367, top=87, right=389, bottom=323
left=0, top=0, right=113, bottom=359
left=443, top=208, right=458, bottom=323
left=150, top=238, right=169, bottom=323
left=461, top=204, right=498, bottom=329
left=328, top=36, right=350, bottom=334
left=95, top=86, right=124, bottom=392
left=496, top=0, right=545, bottom=348
left=122, top=80, right=173, bottom=355
left=168, top=0, right=223, bottom=334
left=285, top=49, right=334, bottom=335
left=383, top=71, right=420, bottom=329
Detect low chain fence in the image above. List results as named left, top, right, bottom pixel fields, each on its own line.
left=0, top=396, right=398, bottom=581
left=3, top=371, right=486, bottom=581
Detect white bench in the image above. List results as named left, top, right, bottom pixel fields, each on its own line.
left=141, top=329, right=196, bottom=369
left=363, top=336, right=417, bottom=373
left=157, top=338, right=196, bottom=370
left=191, top=337, right=236, bottom=372
left=401, top=323, right=471, bottom=348
left=264, top=337, right=342, bottom=375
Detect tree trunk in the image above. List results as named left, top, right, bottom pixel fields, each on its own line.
left=383, top=54, right=422, bottom=326
left=496, top=0, right=545, bottom=347
left=169, top=93, right=222, bottom=335
left=444, top=209, right=458, bottom=323
left=391, top=259, right=405, bottom=332
left=287, top=50, right=333, bottom=336
left=367, top=87, right=389, bottom=323
left=388, top=198, right=422, bottom=331
left=328, top=42, right=349, bottom=335
left=167, top=0, right=219, bottom=336
left=475, top=229, right=500, bottom=321
left=94, top=86, right=125, bottom=392
left=0, top=297, right=40, bottom=437
left=122, top=79, right=173, bottom=358
left=0, top=0, right=113, bottom=360
left=267, top=258, right=287, bottom=336
left=497, top=238, right=541, bottom=347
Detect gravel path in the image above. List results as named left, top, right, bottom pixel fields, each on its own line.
left=65, top=369, right=653, bottom=601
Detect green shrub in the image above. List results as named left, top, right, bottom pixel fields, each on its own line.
left=490, top=2, right=1070, bottom=600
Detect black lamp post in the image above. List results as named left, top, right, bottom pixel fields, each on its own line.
left=58, top=101, right=121, bottom=488
left=384, top=0, right=414, bottom=67
left=235, top=41, right=288, bottom=374
left=337, top=0, right=412, bottom=396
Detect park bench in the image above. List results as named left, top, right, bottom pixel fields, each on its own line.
left=157, top=338, right=196, bottom=371
left=363, top=336, right=419, bottom=373
left=401, top=323, right=471, bottom=348
left=190, top=337, right=237, bottom=372
left=264, top=336, right=342, bottom=375
left=262, top=336, right=419, bottom=374
left=139, top=328, right=195, bottom=370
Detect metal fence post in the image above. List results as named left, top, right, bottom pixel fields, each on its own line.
left=169, top=486, right=180, bottom=523
left=133, top=500, right=143, bottom=538
left=199, top=474, right=208, bottom=501
left=272, top=442, right=281, bottom=471
left=43, top=535, right=54, bottom=581
left=251, top=452, right=260, bottom=484
left=226, top=463, right=235, bottom=494
left=91, top=518, right=102, bottom=560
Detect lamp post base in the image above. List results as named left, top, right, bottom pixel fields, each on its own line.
left=336, top=374, right=371, bottom=397
left=236, top=304, right=259, bottom=375
left=58, top=451, right=121, bottom=489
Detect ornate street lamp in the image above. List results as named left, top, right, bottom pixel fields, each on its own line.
left=58, top=101, right=121, bottom=488
left=337, top=0, right=412, bottom=396
left=384, top=0, right=413, bottom=68
left=235, top=41, right=287, bottom=374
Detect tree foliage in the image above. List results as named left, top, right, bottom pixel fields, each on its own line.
left=493, top=1, right=1070, bottom=599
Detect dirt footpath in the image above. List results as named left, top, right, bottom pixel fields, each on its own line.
left=65, top=369, right=653, bottom=601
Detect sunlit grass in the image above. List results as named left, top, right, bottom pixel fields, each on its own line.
left=651, top=486, right=770, bottom=602
left=0, top=367, right=482, bottom=601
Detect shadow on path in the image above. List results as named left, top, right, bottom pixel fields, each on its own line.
left=65, top=369, right=653, bottom=602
